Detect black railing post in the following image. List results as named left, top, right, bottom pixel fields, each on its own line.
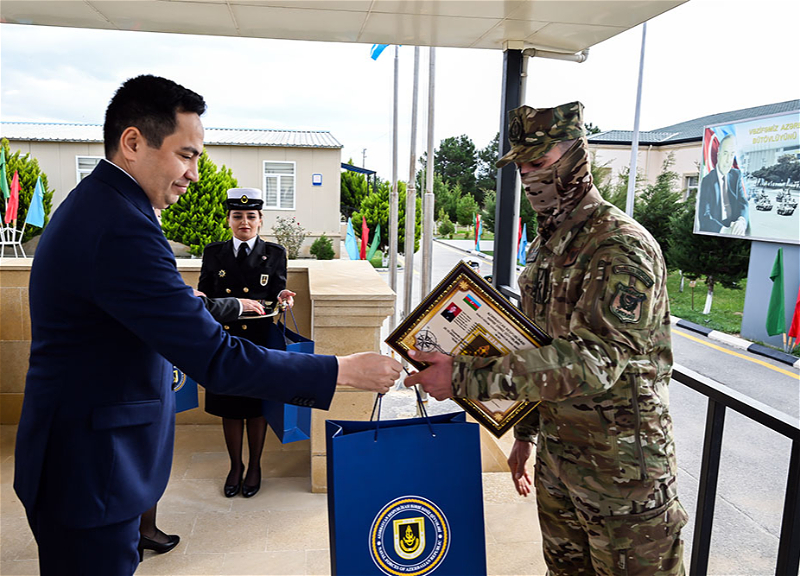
left=690, top=399, right=726, bottom=576
left=492, top=48, right=522, bottom=292
left=776, top=438, right=800, bottom=576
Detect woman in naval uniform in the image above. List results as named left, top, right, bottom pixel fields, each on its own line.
left=199, top=188, right=295, bottom=498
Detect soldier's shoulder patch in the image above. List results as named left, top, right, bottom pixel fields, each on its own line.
left=613, top=264, right=654, bottom=288
left=609, top=282, right=647, bottom=323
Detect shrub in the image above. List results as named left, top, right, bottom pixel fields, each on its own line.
left=437, top=209, right=455, bottom=237
left=272, top=216, right=307, bottom=258
left=1, top=138, right=55, bottom=243
left=310, top=234, right=335, bottom=260
left=161, top=151, right=234, bottom=256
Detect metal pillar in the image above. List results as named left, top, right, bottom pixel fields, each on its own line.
left=422, top=47, right=436, bottom=295
left=388, top=46, right=399, bottom=328
left=492, top=48, right=523, bottom=291
left=402, top=46, right=420, bottom=317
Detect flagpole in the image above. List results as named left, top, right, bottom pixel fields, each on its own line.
left=389, top=46, right=400, bottom=329
left=402, top=46, right=420, bottom=319
left=626, top=22, right=647, bottom=216
left=421, top=47, right=436, bottom=296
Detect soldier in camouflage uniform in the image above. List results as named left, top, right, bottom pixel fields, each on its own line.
left=406, top=102, right=688, bottom=575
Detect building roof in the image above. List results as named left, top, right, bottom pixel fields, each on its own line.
left=0, top=122, right=343, bottom=149
left=588, top=99, right=800, bottom=146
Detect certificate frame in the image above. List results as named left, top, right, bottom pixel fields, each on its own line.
left=386, top=261, right=552, bottom=438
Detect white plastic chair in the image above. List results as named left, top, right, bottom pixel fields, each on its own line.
left=0, top=225, right=26, bottom=258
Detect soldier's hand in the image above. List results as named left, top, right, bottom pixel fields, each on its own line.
left=239, top=299, right=265, bottom=315
left=336, top=353, right=402, bottom=394
left=403, top=350, right=454, bottom=401
left=508, top=440, right=533, bottom=497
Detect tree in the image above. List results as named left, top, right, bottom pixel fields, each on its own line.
left=634, top=154, right=683, bottom=259
left=480, top=187, right=537, bottom=242
left=340, top=161, right=370, bottom=218
left=352, top=180, right=421, bottom=254
left=310, top=235, right=335, bottom=260
left=753, top=154, right=800, bottom=183
left=435, top=135, right=479, bottom=205
left=476, top=132, right=499, bottom=196
left=455, top=190, right=479, bottom=226
left=161, top=150, right=234, bottom=256
left=584, top=122, right=602, bottom=135
left=667, top=194, right=750, bottom=313
left=1, top=138, right=55, bottom=243
left=600, top=166, right=638, bottom=212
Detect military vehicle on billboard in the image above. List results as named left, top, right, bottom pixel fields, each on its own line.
left=756, top=197, right=773, bottom=211
left=777, top=202, right=795, bottom=216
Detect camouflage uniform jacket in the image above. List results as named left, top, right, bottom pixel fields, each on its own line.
left=452, top=187, right=676, bottom=482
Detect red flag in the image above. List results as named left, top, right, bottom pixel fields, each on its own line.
left=360, top=216, right=368, bottom=260
left=4, top=171, right=20, bottom=224
left=475, top=214, right=480, bottom=246
left=517, top=217, right=523, bottom=249
left=789, top=286, right=800, bottom=339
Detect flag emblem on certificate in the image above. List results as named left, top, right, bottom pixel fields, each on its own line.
left=462, top=294, right=481, bottom=311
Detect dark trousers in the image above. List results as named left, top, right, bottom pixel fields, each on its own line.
left=26, top=506, right=141, bottom=576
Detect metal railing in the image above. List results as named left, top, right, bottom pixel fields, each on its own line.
left=496, top=284, right=800, bottom=576
left=673, top=364, right=800, bottom=576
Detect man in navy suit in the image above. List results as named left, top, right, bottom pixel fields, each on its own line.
left=14, top=75, right=401, bottom=575
left=697, top=134, right=750, bottom=235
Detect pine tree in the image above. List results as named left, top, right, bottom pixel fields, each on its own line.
left=667, top=195, right=750, bottom=313
left=161, top=151, right=236, bottom=256
left=340, top=161, right=370, bottom=218
left=634, top=154, right=683, bottom=259
left=1, top=138, right=55, bottom=243
left=352, top=180, right=421, bottom=254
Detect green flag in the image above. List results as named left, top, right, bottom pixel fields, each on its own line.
left=766, top=248, right=786, bottom=336
left=0, top=148, right=9, bottom=200
left=366, top=222, right=381, bottom=261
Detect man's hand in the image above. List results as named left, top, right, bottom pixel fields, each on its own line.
left=336, top=353, right=402, bottom=394
left=507, top=439, right=533, bottom=497
left=239, top=299, right=265, bottom=315
left=278, top=289, right=296, bottom=310
left=192, top=289, right=206, bottom=297
left=403, top=350, right=455, bottom=401
left=729, top=217, right=747, bottom=236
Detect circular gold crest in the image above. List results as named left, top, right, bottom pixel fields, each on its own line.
left=240, top=194, right=249, bottom=203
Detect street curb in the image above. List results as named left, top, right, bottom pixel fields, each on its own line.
left=435, top=239, right=800, bottom=369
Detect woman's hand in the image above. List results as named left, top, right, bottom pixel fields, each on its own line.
left=239, top=299, right=265, bottom=315
left=278, top=289, right=296, bottom=310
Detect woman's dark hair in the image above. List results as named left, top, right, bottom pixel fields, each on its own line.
left=103, top=75, right=207, bottom=158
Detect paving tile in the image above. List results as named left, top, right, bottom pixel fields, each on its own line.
left=135, top=551, right=226, bottom=575
left=187, top=510, right=270, bottom=554
left=266, top=508, right=329, bottom=551
left=229, top=477, right=325, bottom=513
left=486, top=541, right=548, bottom=576
left=484, top=502, right=542, bottom=545
left=304, top=549, right=331, bottom=576
left=0, top=559, right=39, bottom=575
left=0, top=515, right=34, bottom=561
left=158, top=479, right=233, bottom=514
left=220, top=550, right=305, bottom=575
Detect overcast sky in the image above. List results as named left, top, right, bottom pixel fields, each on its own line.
left=1, top=0, right=798, bottom=181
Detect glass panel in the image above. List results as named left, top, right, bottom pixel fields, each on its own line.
left=280, top=176, right=295, bottom=208
left=264, top=162, right=294, bottom=176
left=78, top=157, right=101, bottom=172
left=264, top=176, right=278, bottom=207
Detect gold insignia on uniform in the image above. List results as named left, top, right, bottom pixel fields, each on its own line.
left=225, top=288, right=231, bottom=294
left=243, top=287, right=249, bottom=293
left=610, top=282, right=647, bottom=323
left=393, top=517, right=425, bottom=560
left=242, top=324, right=247, bottom=330
left=240, top=194, right=249, bottom=203
left=260, top=274, right=268, bottom=286
left=219, top=270, right=226, bottom=278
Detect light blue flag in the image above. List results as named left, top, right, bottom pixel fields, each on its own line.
left=25, top=176, right=46, bottom=228
left=345, top=218, right=360, bottom=260
left=517, top=223, right=528, bottom=266
left=475, top=217, right=481, bottom=253
left=370, top=44, right=389, bottom=60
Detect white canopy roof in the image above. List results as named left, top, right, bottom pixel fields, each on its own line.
left=0, top=0, right=685, bottom=53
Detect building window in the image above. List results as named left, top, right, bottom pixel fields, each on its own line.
left=76, top=156, right=102, bottom=182
left=683, top=174, right=699, bottom=199
left=263, top=161, right=295, bottom=209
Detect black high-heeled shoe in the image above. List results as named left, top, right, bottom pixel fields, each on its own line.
left=224, top=462, right=244, bottom=498
left=242, top=466, right=261, bottom=498
left=138, top=531, right=180, bottom=561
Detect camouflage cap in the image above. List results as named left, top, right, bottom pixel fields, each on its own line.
left=496, top=101, right=585, bottom=168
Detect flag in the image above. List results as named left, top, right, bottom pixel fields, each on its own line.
left=360, top=216, right=369, bottom=260
left=25, top=176, right=46, bottom=228
left=475, top=214, right=481, bottom=252
left=765, top=248, right=785, bottom=336
left=517, top=223, right=528, bottom=266
left=517, top=217, right=522, bottom=249
left=345, top=218, right=359, bottom=260
left=366, top=223, right=381, bottom=261
left=788, top=286, right=800, bottom=339
left=0, top=148, right=9, bottom=201
left=4, top=171, right=20, bottom=224
left=370, top=44, right=389, bottom=60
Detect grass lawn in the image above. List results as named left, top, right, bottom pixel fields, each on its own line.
left=667, top=271, right=746, bottom=335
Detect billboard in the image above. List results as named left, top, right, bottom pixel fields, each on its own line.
left=694, top=110, right=800, bottom=244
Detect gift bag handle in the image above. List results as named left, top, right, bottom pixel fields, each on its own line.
left=281, top=307, right=301, bottom=337
left=369, top=368, right=436, bottom=441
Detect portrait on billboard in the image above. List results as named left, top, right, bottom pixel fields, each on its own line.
left=695, top=110, right=800, bottom=244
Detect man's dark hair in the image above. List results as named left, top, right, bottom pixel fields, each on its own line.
left=103, top=75, right=207, bottom=158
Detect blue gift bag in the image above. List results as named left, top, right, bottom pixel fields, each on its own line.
left=326, top=401, right=487, bottom=576
left=263, top=309, right=313, bottom=443
left=172, top=366, right=198, bottom=413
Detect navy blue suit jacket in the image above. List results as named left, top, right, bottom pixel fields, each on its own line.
left=697, top=167, right=749, bottom=233
left=14, top=160, right=337, bottom=528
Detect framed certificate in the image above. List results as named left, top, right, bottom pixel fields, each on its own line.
left=386, top=261, right=552, bottom=438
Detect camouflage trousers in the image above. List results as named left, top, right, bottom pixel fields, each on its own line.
left=535, top=446, right=688, bottom=576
